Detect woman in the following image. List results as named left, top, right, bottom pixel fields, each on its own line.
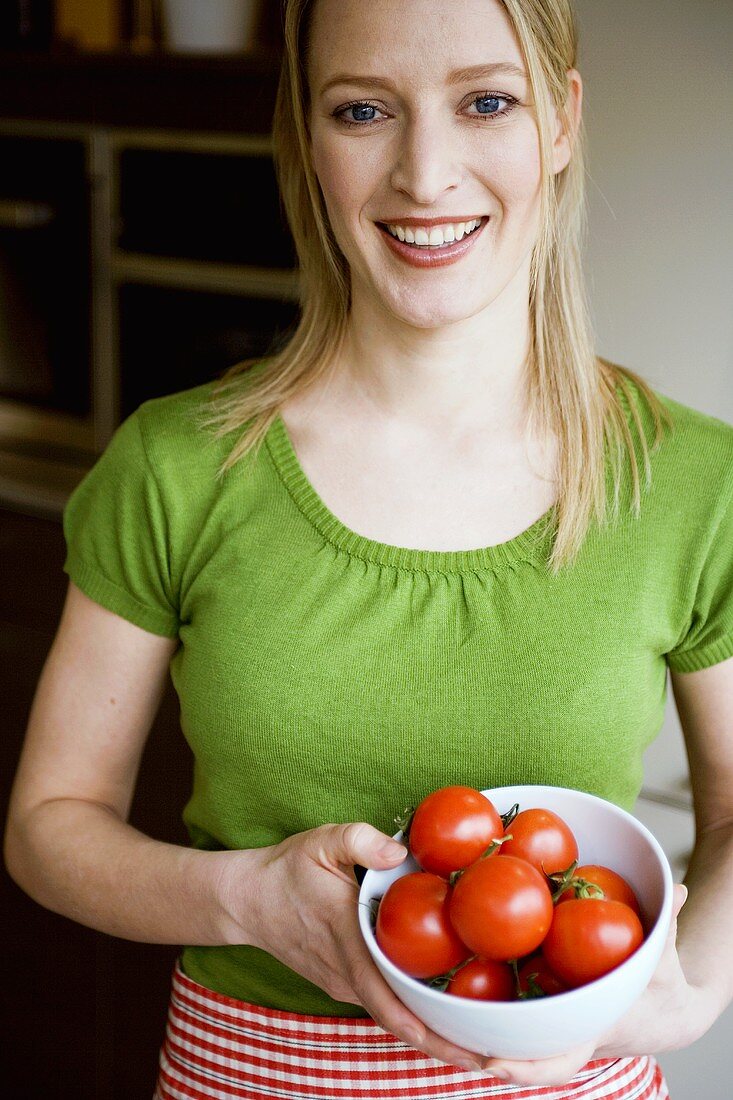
left=5, top=0, right=733, bottom=1097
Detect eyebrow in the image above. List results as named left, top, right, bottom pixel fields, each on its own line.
left=318, top=62, right=528, bottom=98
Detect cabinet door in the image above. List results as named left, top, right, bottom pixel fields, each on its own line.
left=118, top=147, right=297, bottom=269
left=118, top=283, right=300, bottom=417
left=0, top=134, right=91, bottom=416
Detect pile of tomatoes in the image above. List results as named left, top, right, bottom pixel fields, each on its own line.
left=373, top=786, right=646, bottom=1000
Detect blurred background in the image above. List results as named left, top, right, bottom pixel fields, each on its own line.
left=0, top=0, right=731, bottom=1095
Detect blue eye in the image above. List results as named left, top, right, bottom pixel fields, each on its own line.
left=336, top=101, right=386, bottom=126
left=333, top=92, right=517, bottom=128
left=469, top=94, right=516, bottom=118
left=348, top=103, right=380, bottom=123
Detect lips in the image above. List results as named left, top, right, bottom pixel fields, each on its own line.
left=375, top=215, right=487, bottom=228
left=376, top=215, right=488, bottom=268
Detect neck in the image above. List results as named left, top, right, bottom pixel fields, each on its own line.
left=333, top=257, right=534, bottom=441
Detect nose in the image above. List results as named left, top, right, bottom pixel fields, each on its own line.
left=388, top=109, right=463, bottom=207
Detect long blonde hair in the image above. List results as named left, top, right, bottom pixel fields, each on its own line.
left=197, top=0, right=672, bottom=573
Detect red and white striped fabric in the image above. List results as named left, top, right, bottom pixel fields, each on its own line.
left=153, top=959, right=670, bottom=1100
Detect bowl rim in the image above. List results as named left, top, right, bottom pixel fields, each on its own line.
left=358, top=784, right=674, bottom=1011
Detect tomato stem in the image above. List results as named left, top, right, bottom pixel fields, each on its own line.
left=501, top=802, right=520, bottom=830
left=547, top=859, right=579, bottom=903
left=447, top=834, right=511, bottom=887
left=572, top=877, right=605, bottom=901
left=393, top=806, right=415, bottom=842
left=510, top=956, right=550, bottom=999
left=510, top=957, right=521, bottom=997
left=366, top=896, right=381, bottom=929
left=424, top=954, right=479, bottom=992
left=480, top=833, right=512, bottom=860
left=548, top=861, right=607, bottom=904
left=518, top=972, right=548, bottom=999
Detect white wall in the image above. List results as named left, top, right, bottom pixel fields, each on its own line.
left=575, top=2, right=733, bottom=1094
left=577, top=0, right=733, bottom=410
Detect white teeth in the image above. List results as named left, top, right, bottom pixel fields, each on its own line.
left=385, top=218, right=482, bottom=247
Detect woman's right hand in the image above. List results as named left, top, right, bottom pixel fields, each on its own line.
left=216, top=822, right=487, bottom=1071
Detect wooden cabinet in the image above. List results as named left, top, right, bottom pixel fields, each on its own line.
left=0, top=115, right=299, bottom=518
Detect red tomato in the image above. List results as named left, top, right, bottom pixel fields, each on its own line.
left=449, top=854, right=554, bottom=961
left=408, top=786, right=503, bottom=878
left=499, top=807, right=578, bottom=876
left=542, top=898, right=644, bottom=988
left=517, top=954, right=568, bottom=997
left=375, top=872, right=471, bottom=979
left=557, top=865, right=642, bottom=918
left=446, top=958, right=515, bottom=1001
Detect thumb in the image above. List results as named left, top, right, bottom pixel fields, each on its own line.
left=672, top=882, right=688, bottom=919
left=666, top=883, right=688, bottom=945
left=325, top=821, right=408, bottom=870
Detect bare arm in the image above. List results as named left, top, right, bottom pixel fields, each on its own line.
left=481, top=654, right=733, bottom=1085
left=3, top=581, right=494, bottom=1070
left=3, top=581, right=257, bottom=945
left=670, top=655, right=733, bottom=1018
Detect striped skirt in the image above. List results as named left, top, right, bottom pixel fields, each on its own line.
left=153, top=959, right=670, bottom=1100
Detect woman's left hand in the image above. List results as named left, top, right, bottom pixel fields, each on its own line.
left=480, top=884, right=709, bottom=1087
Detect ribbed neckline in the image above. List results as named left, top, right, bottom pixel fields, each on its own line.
left=265, top=413, right=557, bottom=574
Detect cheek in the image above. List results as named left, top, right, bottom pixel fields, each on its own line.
left=309, top=134, right=378, bottom=233
left=486, top=127, right=542, bottom=210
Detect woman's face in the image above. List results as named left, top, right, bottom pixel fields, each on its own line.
left=306, top=0, right=577, bottom=329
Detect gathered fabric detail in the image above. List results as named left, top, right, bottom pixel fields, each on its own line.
left=265, top=413, right=557, bottom=577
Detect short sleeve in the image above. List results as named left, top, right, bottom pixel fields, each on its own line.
left=666, top=481, right=733, bottom=672
left=62, top=408, right=181, bottom=638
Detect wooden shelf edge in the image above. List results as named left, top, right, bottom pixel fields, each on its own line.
left=111, top=253, right=300, bottom=298
left=0, top=449, right=91, bottom=520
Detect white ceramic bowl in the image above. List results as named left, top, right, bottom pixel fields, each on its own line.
left=358, top=784, right=674, bottom=1059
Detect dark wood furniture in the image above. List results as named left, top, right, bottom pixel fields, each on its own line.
left=1, top=507, right=194, bottom=1096
left=1, top=44, right=294, bottom=1098
left=0, top=47, right=298, bottom=518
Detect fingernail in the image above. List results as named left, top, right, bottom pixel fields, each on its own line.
left=380, top=844, right=407, bottom=861
left=679, top=884, right=688, bottom=904
left=403, top=1026, right=425, bottom=1047
left=489, top=1065, right=510, bottom=1080
left=457, top=1059, right=483, bottom=1071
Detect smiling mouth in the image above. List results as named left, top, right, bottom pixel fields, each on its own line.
left=376, top=217, right=487, bottom=248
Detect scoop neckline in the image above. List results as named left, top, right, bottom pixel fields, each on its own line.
left=265, top=412, right=557, bottom=574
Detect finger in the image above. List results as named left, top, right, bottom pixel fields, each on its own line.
left=314, top=821, right=407, bottom=876
left=351, top=958, right=486, bottom=1069
left=663, top=883, right=688, bottom=951
left=671, top=882, right=688, bottom=921
left=483, top=1040, right=597, bottom=1086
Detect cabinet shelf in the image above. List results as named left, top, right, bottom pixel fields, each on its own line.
left=0, top=115, right=300, bottom=516
left=111, top=252, right=300, bottom=299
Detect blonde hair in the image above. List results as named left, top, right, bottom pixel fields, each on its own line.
left=197, top=0, right=673, bottom=573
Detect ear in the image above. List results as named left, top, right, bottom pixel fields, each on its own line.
left=551, top=68, right=583, bottom=176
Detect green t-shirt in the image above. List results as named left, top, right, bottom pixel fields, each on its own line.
left=62, top=374, right=733, bottom=1015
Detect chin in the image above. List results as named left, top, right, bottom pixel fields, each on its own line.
left=386, top=288, right=499, bottom=330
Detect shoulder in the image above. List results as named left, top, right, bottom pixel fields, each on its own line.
left=123, top=379, right=239, bottom=491
left=654, top=387, right=733, bottom=489
left=654, top=388, right=733, bottom=454
left=618, top=371, right=733, bottom=515
left=615, top=370, right=733, bottom=470
left=133, top=380, right=220, bottom=452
